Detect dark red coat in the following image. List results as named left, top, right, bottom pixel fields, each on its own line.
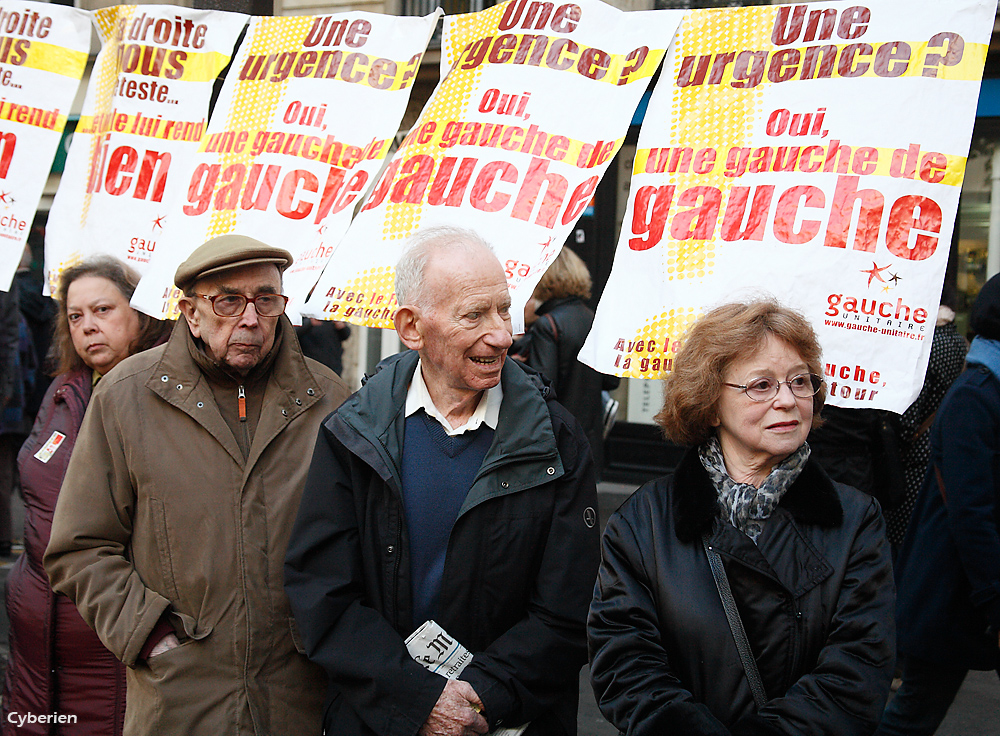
left=2, top=369, right=126, bottom=735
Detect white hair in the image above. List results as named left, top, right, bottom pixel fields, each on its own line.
left=394, top=226, right=496, bottom=308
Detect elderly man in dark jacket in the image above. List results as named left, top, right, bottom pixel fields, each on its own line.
left=877, top=275, right=1000, bottom=735
left=285, top=226, right=601, bottom=736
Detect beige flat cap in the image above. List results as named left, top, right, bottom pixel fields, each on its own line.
left=174, top=234, right=293, bottom=291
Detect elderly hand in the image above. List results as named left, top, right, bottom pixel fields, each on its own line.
left=148, top=632, right=181, bottom=658
left=419, top=680, right=489, bottom=736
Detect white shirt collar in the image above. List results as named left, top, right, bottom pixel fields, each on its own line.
left=405, top=359, right=503, bottom=436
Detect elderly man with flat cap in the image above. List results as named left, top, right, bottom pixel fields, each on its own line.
left=45, top=235, right=351, bottom=736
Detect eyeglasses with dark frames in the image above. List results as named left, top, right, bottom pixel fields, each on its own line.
left=723, top=373, right=824, bottom=402
left=196, top=293, right=288, bottom=318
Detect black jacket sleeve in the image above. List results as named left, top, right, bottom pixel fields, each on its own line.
left=284, top=424, right=445, bottom=736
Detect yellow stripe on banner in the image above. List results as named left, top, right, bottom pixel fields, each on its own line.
left=0, top=101, right=67, bottom=132
left=169, top=50, right=233, bottom=83
left=77, top=111, right=205, bottom=141
left=20, top=41, right=88, bottom=79
left=675, top=40, right=989, bottom=86
left=451, top=32, right=664, bottom=86
left=634, top=144, right=967, bottom=187
left=396, top=118, right=625, bottom=171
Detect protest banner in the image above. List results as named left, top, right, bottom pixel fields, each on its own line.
left=130, top=10, right=442, bottom=321
left=44, top=4, right=247, bottom=293
left=580, top=0, right=994, bottom=412
left=0, top=0, right=89, bottom=291
left=300, top=0, right=683, bottom=332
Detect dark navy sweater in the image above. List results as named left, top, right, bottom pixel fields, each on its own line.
left=401, top=411, right=494, bottom=629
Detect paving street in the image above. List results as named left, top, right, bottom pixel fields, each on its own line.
left=1, top=484, right=996, bottom=734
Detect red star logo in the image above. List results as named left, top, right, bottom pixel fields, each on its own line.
left=861, top=262, right=891, bottom=287
left=0, top=191, right=10, bottom=204
left=152, top=215, right=165, bottom=230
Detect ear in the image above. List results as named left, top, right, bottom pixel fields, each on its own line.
left=394, top=306, right=423, bottom=351
left=178, top=297, right=203, bottom=339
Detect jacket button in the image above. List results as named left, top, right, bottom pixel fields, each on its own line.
left=501, top=481, right=509, bottom=488
left=295, top=398, right=302, bottom=405
left=176, top=384, right=183, bottom=390
left=197, top=402, right=204, bottom=408
left=546, top=467, right=555, bottom=475
left=795, top=611, right=803, bottom=620
left=386, top=545, right=394, bottom=554
left=161, top=375, right=169, bottom=382
left=281, top=409, right=288, bottom=416
left=307, top=388, right=315, bottom=396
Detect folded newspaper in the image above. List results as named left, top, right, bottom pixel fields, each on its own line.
left=406, top=620, right=529, bottom=736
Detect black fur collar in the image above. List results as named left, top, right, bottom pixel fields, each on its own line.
left=673, top=446, right=844, bottom=543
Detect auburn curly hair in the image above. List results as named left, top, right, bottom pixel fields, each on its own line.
left=655, top=299, right=825, bottom=446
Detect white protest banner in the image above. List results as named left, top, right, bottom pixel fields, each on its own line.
left=300, top=0, right=683, bottom=331
left=44, top=4, right=247, bottom=293
left=0, top=0, right=89, bottom=291
left=130, top=10, right=442, bottom=322
left=580, top=0, right=994, bottom=412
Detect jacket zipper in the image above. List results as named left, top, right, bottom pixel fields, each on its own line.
left=238, top=384, right=250, bottom=459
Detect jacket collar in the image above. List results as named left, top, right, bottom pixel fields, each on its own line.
left=146, top=315, right=327, bottom=468
left=673, top=444, right=843, bottom=544
left=332, top=351, right=563, bottom=507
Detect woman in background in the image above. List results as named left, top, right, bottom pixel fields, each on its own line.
left=512, top=246, right=617, bottom=474
left=2, top=256, right=168, bottom=736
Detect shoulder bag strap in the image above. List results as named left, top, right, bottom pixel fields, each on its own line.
left=701, top=534, right=769, bottom=710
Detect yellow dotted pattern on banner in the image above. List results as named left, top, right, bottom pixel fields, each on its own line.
left=79, top=6, right=135, bottom=226
left=621, top=6, right=774, bottom=379
left=46, top=251, right=84, bottom=296
left=324, top=267, right=399, bottom=327
left=663, top=6, right=773, bottom=284
left=335, top=8, right=505, bottom=329
left=205, top=17, right=313, bottom=237
left=618, top=308, right=699, bottom=379
left=378, top=5, right=504, bottom=243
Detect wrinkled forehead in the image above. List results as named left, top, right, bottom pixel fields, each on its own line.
left=425, top=251, right=509, bottom=307
left=194, top=262, right=282, bottom=295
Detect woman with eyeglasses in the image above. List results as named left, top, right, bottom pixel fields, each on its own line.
left=588, top=299, right=895, bottom=736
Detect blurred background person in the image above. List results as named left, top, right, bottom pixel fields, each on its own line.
left=0, top=271, right=31, bottom=559
left=2, top=256, right=168, bottom=736
left=589, top=299, right=895, bottom=736
left=512, top=246, right=618, bottom=477
left=295, top=318, right=351, bottom=376
left=17, top=221, right=58, bottom=418
left=884, top=287, right=968, bottom=557
left=877, top=275, right=1000, bottom=736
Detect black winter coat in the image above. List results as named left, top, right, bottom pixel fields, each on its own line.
left=285, top=351, right=601, bottom=736
left=895, top=361, right=1000, bottom=671
left=588, top=448, right=895, bottom=736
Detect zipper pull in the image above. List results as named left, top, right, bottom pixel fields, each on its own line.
left=238, top=385, right=246, bottom=422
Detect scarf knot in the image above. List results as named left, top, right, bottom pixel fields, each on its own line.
left=698, top=437, right=810, bottom=543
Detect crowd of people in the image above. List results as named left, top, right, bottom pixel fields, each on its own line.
left=0, top=226, right=996, bottom=736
